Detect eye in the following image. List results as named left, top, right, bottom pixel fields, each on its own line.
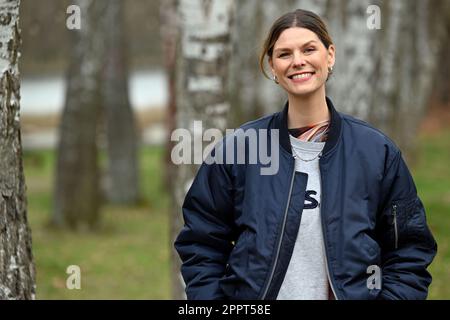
left=278, top=52, right=290, bottom=58
left=305, top=47, right=316, bottom=53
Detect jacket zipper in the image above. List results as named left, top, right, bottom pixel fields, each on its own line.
left=319, top=158, right=339, bottom=300
left=392, top=204, right=398, bottom=249
left=260, top=163, right=296, bottom=299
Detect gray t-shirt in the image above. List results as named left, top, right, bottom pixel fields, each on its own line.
left=277, top=135, right=329, bottom=300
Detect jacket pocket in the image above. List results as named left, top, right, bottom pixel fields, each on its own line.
left=379, top=198, right=413, bottom=249
left=380, top=197, right=434, bottom=250
left=220, top=229, right=252, bottom=298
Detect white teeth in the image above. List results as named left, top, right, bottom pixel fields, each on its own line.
left=292, top=73, right=313, bottom=79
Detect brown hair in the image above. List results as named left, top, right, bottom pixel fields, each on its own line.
left=259, top=9, right=334, bottom=79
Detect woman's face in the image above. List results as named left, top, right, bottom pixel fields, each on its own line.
left=269, top=27, right=335, bottom=98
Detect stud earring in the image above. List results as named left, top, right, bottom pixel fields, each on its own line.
left=273, top=74, right=279, bottom=84
left=328, top=66, right=334, bottom=74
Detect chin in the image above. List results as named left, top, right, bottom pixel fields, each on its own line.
left=287, top=84, right=324, bottom=98
left=289, top=88, right=318, bottom=97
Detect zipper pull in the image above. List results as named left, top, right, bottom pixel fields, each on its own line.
left=392, top=204, right=398, bottom=249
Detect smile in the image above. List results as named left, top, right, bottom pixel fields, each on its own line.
left=288, top=72, right=315, bottom=82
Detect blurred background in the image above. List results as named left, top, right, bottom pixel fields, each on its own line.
left=14, top=0, right=450, bottom=299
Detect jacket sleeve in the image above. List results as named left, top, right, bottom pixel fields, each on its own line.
left=174, top=154, right=236, bottom=300
left=377, top=150, right=437, bottom=300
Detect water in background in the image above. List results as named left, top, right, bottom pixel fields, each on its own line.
left=21, top=69, right=167, bottom=114
left=20, top=69, right=168, bottom=149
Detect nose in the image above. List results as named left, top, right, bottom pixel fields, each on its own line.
left=292, top=52, right=306, bottom=68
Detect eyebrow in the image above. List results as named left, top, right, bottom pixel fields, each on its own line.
left=274, top=40, right=318, bottom=53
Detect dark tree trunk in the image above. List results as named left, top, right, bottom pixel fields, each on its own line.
left=160, top=0, right=178, bottom=193
left=0, top=0, right=36, bottom=299
left=160, top=0, right=182, bottom=298
left=432, top=12, right=450, bottom=106
left=53, top=0, right=108, bottom=230
left=102, top=0, right=139, bottom=204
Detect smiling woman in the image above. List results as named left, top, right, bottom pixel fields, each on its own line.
left=175, top=9, right=437, bottom=300
left=269, top=28, right=334, bottom=110
left=260, top=9, right=335, bottom=129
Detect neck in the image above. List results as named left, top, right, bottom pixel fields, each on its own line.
left=287, top=90, right=330, bottom=129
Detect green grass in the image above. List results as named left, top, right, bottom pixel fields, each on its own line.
left=414, top=130, right=450, bottom=300
left=24, top=147, right=170, bottom=299
left=23, top=130, right=450, bottom=299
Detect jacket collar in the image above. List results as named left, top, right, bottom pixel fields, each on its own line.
left=273, top=96, right=342, bottom=156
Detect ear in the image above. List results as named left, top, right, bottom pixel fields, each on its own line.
left=268, top=57, right=274, bottom=74
left=327, top=44, right=336, bottom=68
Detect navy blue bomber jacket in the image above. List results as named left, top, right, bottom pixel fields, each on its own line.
left=174, top=97, right=437, bottom=300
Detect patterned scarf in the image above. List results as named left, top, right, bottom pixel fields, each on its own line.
left=288, top=119, right=330, bottom=142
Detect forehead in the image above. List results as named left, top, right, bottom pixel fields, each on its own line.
left=273, top=27, right=321, bottom=49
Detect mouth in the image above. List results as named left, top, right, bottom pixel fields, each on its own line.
left=288, top=72, right=315, bottom=80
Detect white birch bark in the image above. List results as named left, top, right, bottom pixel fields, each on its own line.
left=0, top=0, right=35, bottom=299
left=171, top=0, right=235, bottom=299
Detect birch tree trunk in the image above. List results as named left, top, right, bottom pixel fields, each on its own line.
left=171, top=0, right=235, bottom=299
left=0, top=0, right=35, bottom=299
left=53, top=0, right=108, bottom=230
left=102, top=0, right=139, bottom=204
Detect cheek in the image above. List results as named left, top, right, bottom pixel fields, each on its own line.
left=312, top=53, right=328, bottom=69
left=272, top=61, right=284, bottom=72
left=273, top=57, right=291, bottom=69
